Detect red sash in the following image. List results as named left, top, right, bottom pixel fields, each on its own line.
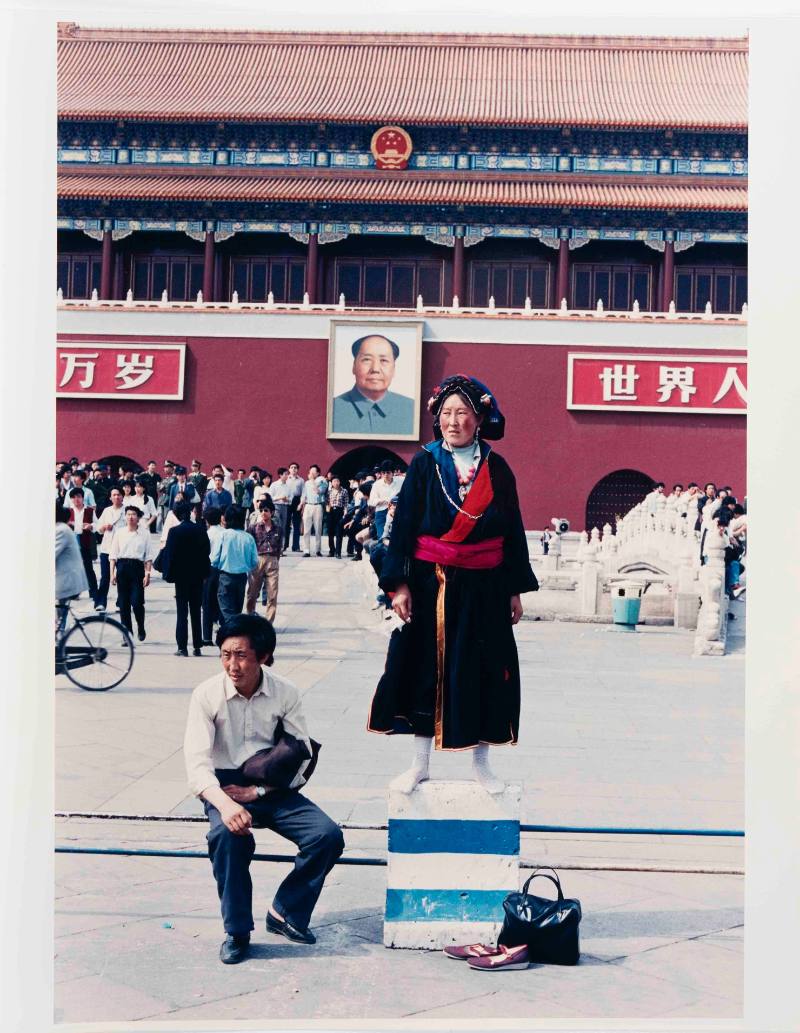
left=414, top=535, right=503, bottom=569
left=440, top=458, right=494, bottom=543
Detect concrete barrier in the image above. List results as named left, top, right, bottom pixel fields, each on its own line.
left=384, top=780, right=521, bottom=949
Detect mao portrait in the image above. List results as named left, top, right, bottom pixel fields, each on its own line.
left=327, top=321, right=422, bottom=441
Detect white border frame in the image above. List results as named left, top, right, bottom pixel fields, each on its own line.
left=55, top=339, right=186, bottom=401
left=326, top=319, right=423, bottom=440
left=567, top=351, right=748, bottom=415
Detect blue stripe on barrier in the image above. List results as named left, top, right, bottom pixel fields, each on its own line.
left=388, top=818, right=519, bottom=855
left=385, top=888, right=508, bottom=923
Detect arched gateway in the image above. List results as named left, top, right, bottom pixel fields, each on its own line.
left=330, top=446, right=407, bottom=485
left=585, top=469, right=655, bottom=532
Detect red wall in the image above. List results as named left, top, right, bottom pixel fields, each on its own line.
left=56, top=333, right=746, bottom=529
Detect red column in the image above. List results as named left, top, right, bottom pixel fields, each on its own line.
left=660, top=235, right=675, bottom=311
left=307, top=232, right=319, bottom=303
left=556, top=233, right=570, bottom=307
left=202, top=228, right=215, bottom=302
left=100, top=227, right=114, bottom=300
left=452, top=233, right=465, bottom=304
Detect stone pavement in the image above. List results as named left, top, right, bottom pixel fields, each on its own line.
left=55, top=551, right=744, bottom=1024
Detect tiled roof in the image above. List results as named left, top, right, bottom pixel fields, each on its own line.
left=57, top=25, right=748, bottom=130
left=57, top=168, right=747, bottom=212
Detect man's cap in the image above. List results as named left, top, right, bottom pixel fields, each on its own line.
left=164, top=459, right=176, bottom=466
left=175, top=464, right=187, bottom=475
left=97, top=462, right=109, bottom=471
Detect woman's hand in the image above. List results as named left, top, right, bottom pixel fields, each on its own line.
left=510, top=594, right=523, bottom=625
left=392, top=583, right=413, bottom=623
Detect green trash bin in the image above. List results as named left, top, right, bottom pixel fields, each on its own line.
left=612, top=581, right=644, bottom=628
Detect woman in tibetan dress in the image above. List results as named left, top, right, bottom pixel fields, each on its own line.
left=367, top=375, right=538, bottom=793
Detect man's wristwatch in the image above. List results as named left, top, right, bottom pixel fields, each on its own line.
left=255, top=785, right=267, bottom=798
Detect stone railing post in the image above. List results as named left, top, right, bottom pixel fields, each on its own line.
left=693, top=526, right=728, bottom=655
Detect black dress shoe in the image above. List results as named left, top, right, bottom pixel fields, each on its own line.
left=193, top=648, right=202, bottom=656
left=201, top=639, right=214, bottom=647
left=302, top=552, right=311, bottom=557
left=266, top=912, right=316, bottom=944
left=175, top=648, right=188, bottom=657
left=219, top=933, right=250, bottom=964
left=316, top=551, right=323, bottom=557
left=137, top=629, right=146, bottom=641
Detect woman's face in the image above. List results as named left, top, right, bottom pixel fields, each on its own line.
left=438, top=393, right=482, bottom=448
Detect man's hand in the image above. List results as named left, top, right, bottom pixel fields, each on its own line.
left=219, top=796, right=254, bottom=835
left=143, top=572, right=150, bottom=587
left=510, top=594, right=523, bottom=625
left=392, top=583, right=413, bottom=623
left=223, top=784, right=261, bottom=804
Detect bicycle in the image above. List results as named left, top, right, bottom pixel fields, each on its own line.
left=55, top=599, right=135, bottom=691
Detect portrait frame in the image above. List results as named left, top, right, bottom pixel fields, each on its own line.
left=326, top=319, right=423, bottom=441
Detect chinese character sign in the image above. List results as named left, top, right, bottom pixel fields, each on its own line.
left=567, top=353, right=747, bottom=414
left=56, top=342, right=186, bottom=400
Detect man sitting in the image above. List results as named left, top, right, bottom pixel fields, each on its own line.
left=183, top=614, right=344, bottom=964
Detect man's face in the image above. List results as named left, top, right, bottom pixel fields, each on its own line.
left=289, top=464, right=299, bottom=477
left=73, top=473, right=85, bottom=487
left=191, top=462, right=201, bottom=473
left=214, top=476, right=224, bottom=491
left=237, top=470, right=245, bottom=480
left=280, top=471, right=289, bottom=482
left=164, top=464, right=174, bottom=477
left=352, top=336, right=397, bottom=399
left=72, top=494, right=84, bottom=509
left=147, top=462, right=156, bottom=474
left=259, top=508, right=272, bottom=523
left=705, top=484, right=716, bottom=497
left=110, top=489, right=122, bottom=507
left=309, top=466, right=319, bottom=479
left=332, top=478, right=341, bottom=490
left=177, top=473, right=187, bottom=484
left=125, top=510, right=139, bottom=531
left=382, top=470, right=394, bottom=483
left=220, top=636, right=264, bottom=692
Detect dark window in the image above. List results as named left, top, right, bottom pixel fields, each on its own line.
left=288, top=261, right=306, bottom=302
left=251, top=262, right=267, bottom=300
left=390, top=264, right=414, bottom=308
left=270, top=262, right=287, bottom=302
left=364, top=262, right=389, bottom=306
left=571, top=263, right=652, bottom=311
left=673, top=265, right=747, bottom=313
left=130, top=256, right=203, bottom=300
left=56, top=254, right=103, bottom=299
left=468, top=261, right=550, bottom=308
left=334, top=257, right=444, bottom=308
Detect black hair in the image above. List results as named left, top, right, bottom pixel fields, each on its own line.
left=55, top=502, right=70, bottom=523
left=258, top=498, right=275, bottom=512
left=716, top=508, right=733, bottom=527
left=277, top=467, right=288, bottom=476
left=72, top=469, right=85, bottom=480
left=204, top=506, right=222, bottom=526
left=216, top=612, right=276, bottom=659
left=654, top=482, right=665, bottom=489
left=68, top=487, right=84, bottom=498
left=379, top=460, right=394, bottom=473
left=175, top=501, right=192, bottom=521
left=672, top=484, right=683, bottom=492
left=687, top=482, right=698, bottom=488
left=237, top=468, right=246, bottom=476
left=309, top=464, right=320, bottom=475
left=351, top=333, right=399, bottom=359
left=147, top=459, right=157, bottom=465
left=213, top=471, right=225, bottom=480
left=124, top=504, right=141, bottom=515
left=733, top=504, right=745, bottom=516
left=224, top=504, right=245, bottom=530
left=290, top=461, right=299, bottom=468
left=249, top=466, right=260, bottom=474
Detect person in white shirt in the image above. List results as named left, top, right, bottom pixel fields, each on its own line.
left=95, top=487, right=126, bottom=611
left=368, top=460, right=397, bottom=539
left=110, top=505, right=156, bottom=641
left=130, top=478, right=158, bottom=532
left=285, top=462, right=305, bottom=552
left=183, top=613, right=343, bottom=965
left=269, top=467, right=293, bottom=544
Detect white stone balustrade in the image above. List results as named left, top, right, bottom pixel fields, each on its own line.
left=694, top=524, right=728, bottom=655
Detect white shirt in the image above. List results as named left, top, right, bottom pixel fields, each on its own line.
left=96, top=504, right=127, bottom=554
left=270, top=479, right=292, bottom=504
left=253, top=484, right=272, bottom=507
left=206, top=523, right=224, bottom=553
left=368, top=478, right=397, bottom=512
left=285, top=475, right=304, bottom=499
left=183, top=667, right=312, bottom=797
left=129, top=494, right=157, bottom=523
left=110, top=526, right=157, bottom=562
left=160, top=509, right=179, bottom=546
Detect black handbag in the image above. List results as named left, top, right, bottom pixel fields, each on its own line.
left=498, top=867, right=581, bottom=965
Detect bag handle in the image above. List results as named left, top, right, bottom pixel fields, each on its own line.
left=521, top=866, right=564, bottom=900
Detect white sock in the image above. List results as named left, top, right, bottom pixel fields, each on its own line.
left=472, top=743, right=505, bottom=794
left=390, top=735, right=432, bottom=794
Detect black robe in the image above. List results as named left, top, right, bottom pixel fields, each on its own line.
left=367, top=444, right=538, bottom=750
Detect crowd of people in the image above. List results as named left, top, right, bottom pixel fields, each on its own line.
left=55, top=455, right=408, bottom=649
left=645, top=480, right=748, bottom=607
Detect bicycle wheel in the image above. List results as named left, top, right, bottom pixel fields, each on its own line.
left=59, top=615, right=134, bottom=691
